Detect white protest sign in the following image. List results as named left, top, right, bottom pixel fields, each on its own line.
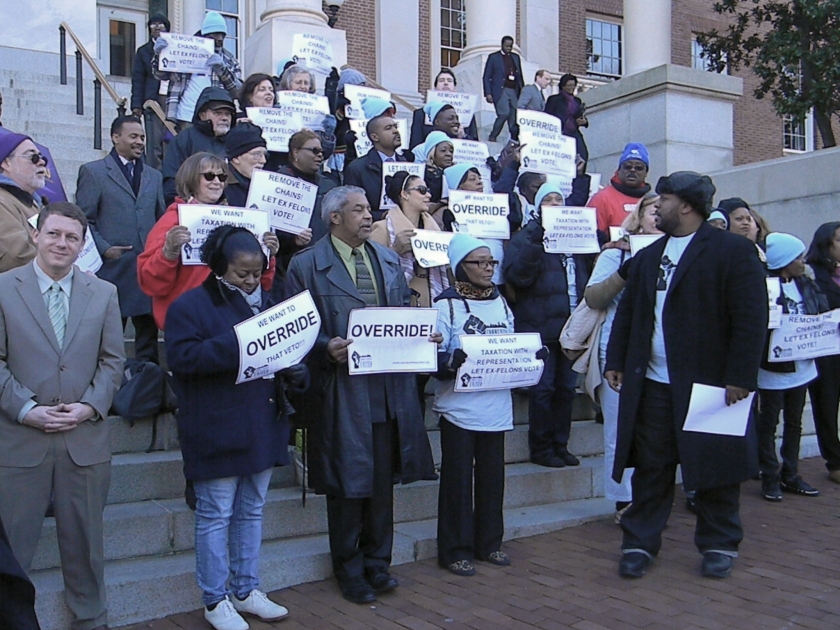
left=767, top=277, right=782, bottom=329
left=344, top=85, right=391, bottom=120
left=588, top=173, right=602, bottom=199
left=274, top=91, right=330, bottom=130
left=290, top=33, right=334, bottom=74
left=347, top=307, right=438, bottom=374
left=177, top=205, right=269, bottom=265
left=245, top=170, right=317, bottom=236
left=454, top=333, right=544, bottom=392
left=517, top=110, right=577, bottom=180
left=28, top=215, right=102, bottom=274
left=234, top=290, right=321, bottom=384
left=629, top=234, right=664, bottom=256
left=448, top=191, right=510, bottom=239
left=477, top=164, right=493, bottom=194
left=609, top=226, right=627, bottom=242
left=410, top=230, right=454, bottom=268
left=157, top=33, right=214, bottom=74
left=380, top=162, right=424, bottom=210
left=349, top=118, right=408, bottom=156
left=768, top=309, right=840, bottom=362
left=541, top=206, right=600, bottom=254
left=425, top=90, right=478, bottom=125
left=450, top=139, right=490, bottom=166
left=246, top=107, right=304, bottom=152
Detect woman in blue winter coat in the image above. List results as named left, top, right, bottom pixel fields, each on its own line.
left=433, top=234, right=543, bottom=577
left=165, top=226, right=308, bottom=630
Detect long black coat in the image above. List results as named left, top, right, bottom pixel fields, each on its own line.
left=343, top=147, right=413, bottom=221
left=286, top=236, right=436, bottom=498
left=131, top=40, right=159, bottom=111
left=605, top=222, right=768, bottom=490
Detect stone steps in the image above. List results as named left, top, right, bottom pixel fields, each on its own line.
left=31, top=493, right=614, bottom=630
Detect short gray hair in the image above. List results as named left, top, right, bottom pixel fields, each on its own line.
left=321, top=185, right=368, bottom=224
left=278, top=64, right=317, bottom=94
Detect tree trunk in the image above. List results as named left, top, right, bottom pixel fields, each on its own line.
left=814, top=107, right=836, bottom=148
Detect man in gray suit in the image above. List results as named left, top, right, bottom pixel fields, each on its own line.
left=517, top=69, right=550, bottom=112
left=0, top=202, right=125, bottom=630
left=76, top=116, right=165, bottom=363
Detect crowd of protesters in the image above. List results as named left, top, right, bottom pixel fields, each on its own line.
left=1, top=12, right=840, bottom=630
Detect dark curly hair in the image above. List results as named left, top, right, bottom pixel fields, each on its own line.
left=200, top=225, right=266, bottom=277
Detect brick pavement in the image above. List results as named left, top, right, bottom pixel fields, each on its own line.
left=126, top=457, right=840, bottom=630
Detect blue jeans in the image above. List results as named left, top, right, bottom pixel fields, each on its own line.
left=193, top=468, right=273, bottom=607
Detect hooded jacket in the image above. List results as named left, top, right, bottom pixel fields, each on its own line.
left=161, top=87, right=233, bottom=204
left=0, top=174, right=41, bottom=273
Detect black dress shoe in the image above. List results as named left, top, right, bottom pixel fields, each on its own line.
left=701, top=552, right=732, bottom=578
left=340, top=576, right=377, bottom=604
left=556, top=449, right=580, bottom=467
left=530, top=455, right=566, bottom=468
left=618, top=552, right=650, bottom=578
left=365, top=568, right=399, bottom=593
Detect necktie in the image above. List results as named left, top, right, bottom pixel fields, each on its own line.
left=384, top=157, right=395, bottom=163
left=126, top=161, right=134, bottom=180
left=352, top=248, right=378, bottom=307
left=48, top=283, right=67, bottom=348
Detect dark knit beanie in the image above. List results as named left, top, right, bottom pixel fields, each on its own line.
left=655, top=171, right=716, bottom=218
left=225, top=122, right=267, bottom=160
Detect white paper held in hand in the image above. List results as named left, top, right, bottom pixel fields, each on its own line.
left=682, top=383, right=754, bottom=437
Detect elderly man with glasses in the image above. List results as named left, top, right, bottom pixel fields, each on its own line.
left=0, top=133, right=49, bottom=273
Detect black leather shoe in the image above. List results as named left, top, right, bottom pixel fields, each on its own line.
left=701, top=552, right=733, bottom=578
left=340, top=576, right=377, bottom=604
left=556, top=449, right=580, bottom=467
left=618, top=552, right=650, bottom=578
left=366, top=568, right=399, bottom=593
left=530, top=455, right=566, bottom=468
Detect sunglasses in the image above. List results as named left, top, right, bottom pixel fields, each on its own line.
left=406, top=186, right=430, bottom=195
left=462, top=260, right=499, bottom=270
left=201, top=172, right=228, bottom=182
left=11, top=152, right=48, bottom=167
left=299, top=146, right=324, bottom=157
left=620, top=163, right=646, bottom=172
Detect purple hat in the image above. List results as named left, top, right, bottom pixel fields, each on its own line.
left=0, top=132, right=32, bottom=165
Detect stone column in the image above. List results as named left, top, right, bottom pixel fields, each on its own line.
left=244, top=0, right=347, bottom=84
left=376, top=0, right=422, bottom=107
left=623, top=0, right=671, bottom=76
left=520, top=0, right=559, bottom=73
left=169, top=0, right=206, bottom=37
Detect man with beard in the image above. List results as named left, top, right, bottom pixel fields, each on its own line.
left=588, top=142, right=651, bottom=238
left=0, top=133, right=48, bottom=273
left=605, top=171, right=767, bottom=580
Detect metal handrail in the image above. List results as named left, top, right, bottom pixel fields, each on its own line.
left=59, top=22, right=127, bottom=149
left=143, top=99, right=178, bottom=137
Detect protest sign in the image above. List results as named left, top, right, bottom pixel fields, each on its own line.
left=274, top=91, right=330, bottom=130
left=541, top=206, right=600, bottom=254
left=447, top=191, right=510, bottom=239
left=245, top=170, right=317, bottom=235
left=767, top=277, right=782, bottom=329
left=344, top=85, right=391, bottom=120
left=768, top=309, right=840, bottom=362
left=380, top=162, right=424, bottom=210
left=425, top=90, right=478, bottom=125
left=234, top=290, right=321, bottom=384
left=517, top=110, right=577, bottom=180
left=177, top=204, right=269, bottom=265
left=349, top=118, right=408, bottom=156
left=290, top=33, right=333, bottom=74
left=609, top=226, right=627, bottom=242
left=347, top=308, right=438, bottom=374
left=410, top=230, right=455, bottom=268
left=246, top=108, right=304, bottom=152
left=629, top=234, right=664, bottom=256
left=454, top=333, right=544, bottom=392
left=157, top=33, right=214, bottom=74
left=28, top=215, right=102, bottom=274
left=450, top=139, right=490, bottom=166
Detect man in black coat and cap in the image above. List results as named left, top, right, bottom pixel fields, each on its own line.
left=605, top=171, right=767, bottom=580
left=131, top=14, right=170, bottom=168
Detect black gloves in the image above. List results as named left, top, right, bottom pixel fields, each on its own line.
left=526, top=221, right=546, bottom=245
left=536, top=346, right=549, bottom=361
left=451, top=348, right=468, bottom=370
left=279, top=363, right=310, bottom=395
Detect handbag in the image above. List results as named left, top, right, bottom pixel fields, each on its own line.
left=559, top=300, right=606, bottom=361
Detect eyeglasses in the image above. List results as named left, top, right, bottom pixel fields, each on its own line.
left=299, top=146, right=324, bottom=157
left=462, top=260, right=499, bottom=270
left=407, top=186, right=430, bottom=195
left=11, top=152, right=48, bottom=167
left=201, top=172, right=228, bottom=182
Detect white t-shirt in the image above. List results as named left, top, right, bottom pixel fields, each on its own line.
left=647, top=233, right=695, bottom=383
left=758, top=280, right=818, bottom=390
left=176, top=75, right=212, bottom=123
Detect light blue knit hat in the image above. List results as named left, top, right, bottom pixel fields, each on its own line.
left=444, top=163, right=476, bottom=191
left=765, top=232, right=805, bottom=271
left=535, top=182, right=564, bottom=211
left=448, top=233, right=489, bottom=270
left=201, top=11, right=227, bottom=35
left=361, top=97, right=393, bottom=120
left=423, top=101, right=453, bottom=124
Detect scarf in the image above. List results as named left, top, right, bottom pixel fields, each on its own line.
left=609, top=173, right=651, bottom=198
left=218, top=277, right=263, bottom=314
left=455, top=281, right=496, bottom=300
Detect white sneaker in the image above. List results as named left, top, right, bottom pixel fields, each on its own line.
left=231, top=589, right=289, bottom=621
left=204, top=597, right=249, bottom=630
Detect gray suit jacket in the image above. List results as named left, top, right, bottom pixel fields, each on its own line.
left=75, top=154, right=165, bottom=317
left=0, top=262, right=125, bottom=467
left=517, top=84, right=545, bottom=112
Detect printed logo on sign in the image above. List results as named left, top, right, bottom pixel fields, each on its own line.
left=459, top=372, right=483, bottom=388
left=772, top=345, right=793, bottom=360
left=351, top=350, right=373, bottom=370
left=419, top=257, right=432, bottom=267
left=243, top=366, right=257, bottom=379
left=544, top=236, right=558, bottom=250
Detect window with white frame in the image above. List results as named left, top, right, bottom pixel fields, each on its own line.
left=206, top=0, right=239, bottom=58
left=440, top=0, right=467, bottom=69
left=783, top=111, right=813, bottom=152
left=691, top=38, right=727, bottom=74
left=586, top=18, right=622, bottom=77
